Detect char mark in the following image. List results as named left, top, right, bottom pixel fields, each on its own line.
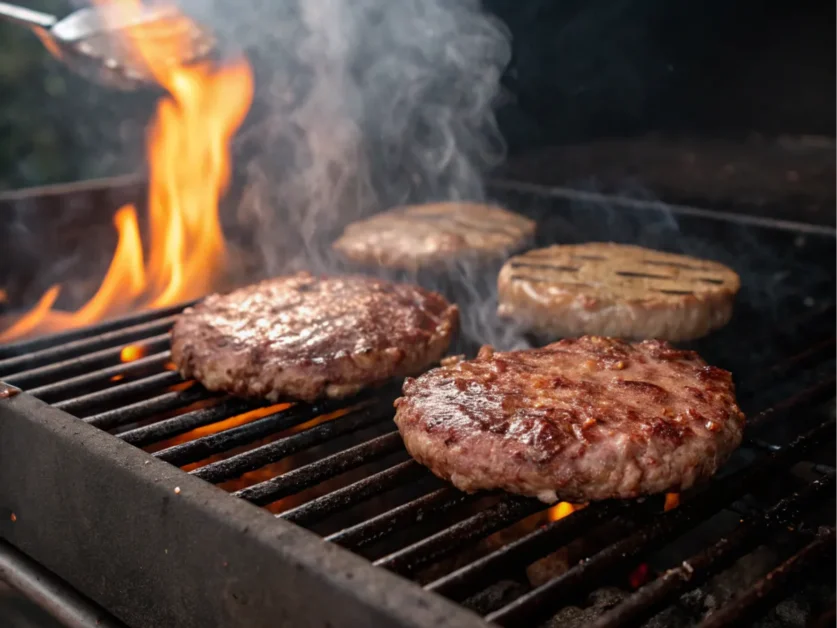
left=510, top=262, right=580, bottom=272
left=615, top=270, right=673, bottom=280
left=571, top=254, right=608, bottom=261
left=509, top=275, right=594, bottom=287
left=642, top=259, right=711, bottom=271
left=654, top=289, right=695, bottom=295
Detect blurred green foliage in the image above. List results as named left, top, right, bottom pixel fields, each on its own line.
left=0, top=0, right=157, bottom=191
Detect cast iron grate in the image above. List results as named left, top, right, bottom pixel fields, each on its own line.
left=1, top=186, right=834, bottom=627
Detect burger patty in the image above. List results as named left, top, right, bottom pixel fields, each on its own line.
left=332, top=202, right=536, bottom=270
left=497, top=243, right=741, bottom=342
left=171, top=273, right=459, bottom=402
left=394, top=336, right=744, bottom=503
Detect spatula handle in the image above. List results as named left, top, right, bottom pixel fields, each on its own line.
left=0, top=2, right=57, bottom=29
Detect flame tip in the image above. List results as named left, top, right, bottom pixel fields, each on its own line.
left=3, top=2, right=253, bottom=341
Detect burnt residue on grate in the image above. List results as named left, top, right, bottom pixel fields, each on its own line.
left=0, top=188, right=834, bottom=628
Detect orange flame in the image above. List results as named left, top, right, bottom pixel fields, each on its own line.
left=1, top=2, right=253, bottom=341
left=664, top=493, right=680, bottom=512
left=156, top=403, right=292, bottom=453
left=120, top=344, right=146, bottom=363
left=547, top=501, right=586, bottom=522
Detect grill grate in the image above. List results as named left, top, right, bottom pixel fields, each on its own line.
left=1, top=186, right=835, bottom=628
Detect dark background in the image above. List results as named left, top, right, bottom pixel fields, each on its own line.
left=0, top=0, right=833, bottom=200
left=488, top=0, right=834, bottom=148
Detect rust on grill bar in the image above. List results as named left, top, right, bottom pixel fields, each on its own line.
left=0, top=184, right=834, bottom=628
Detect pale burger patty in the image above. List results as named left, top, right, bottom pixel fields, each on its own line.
left=497, top=243, right=741, bottom=342
left=394, top=336, right=745, bottom=503
left=171, top=272, right=459, bottom=403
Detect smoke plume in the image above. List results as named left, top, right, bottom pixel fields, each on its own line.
left=184, top=0, right=515, bottom=350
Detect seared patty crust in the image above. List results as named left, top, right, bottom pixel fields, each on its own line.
left=498, top=243, right=740, bottom=342
left=172, top=273, right=459, bottom=402
left=332, top=202, right=535, bottom=270
left=394, top=336, right=744, bottom=503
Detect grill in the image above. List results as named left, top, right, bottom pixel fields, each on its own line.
left=0, top=179, right=834, bottom=628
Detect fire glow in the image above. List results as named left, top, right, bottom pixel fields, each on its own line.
left=547, top=501, right=585, bottom=522
left=0, top=1, right=253, bottom=342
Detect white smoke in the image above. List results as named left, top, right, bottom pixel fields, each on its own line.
left=184, top=0, right=511, bottom=273
left=177, top=0, right=516, bottom=350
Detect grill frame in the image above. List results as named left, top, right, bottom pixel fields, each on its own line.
left=0, top=387, right=488, bottom=628
left=1, top=179, right=835, bottom=628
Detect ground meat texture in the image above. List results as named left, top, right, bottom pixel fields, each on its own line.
left=171, top=273, right=459, bottom=403
left=332, top=202, right=535, bottom=271
left=497, top=243, right=741, bottom=342
left=394, top=336, right=745, bottom=503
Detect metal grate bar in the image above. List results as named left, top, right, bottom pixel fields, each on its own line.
left=373, top=497, right=548, bottom=577
left=234, top=431, right=405, bottom=506
left=153, top=399, right=351, bottom=466
left=84, top=385, right=216, bottom=430
left=742, top=378, right=835, bottom=442
left=326, top=488, right=470, bottom=550
left=0, top=539, right=128, bottom=628
left=54, top=370, right=185, bottom=416
left=485, top=417, right=835, bottom=626
left=738, top=336, right=836, bottom=398
left=117, top=397, right=268, bottom=446
left=697, top=527, right=835, bottom=628
left=589, top=474, right=835, bottom=628
left=27, top=351, right=172, bottom=403
left=280, top=460, right=427, bottom=527
left=191, top=399, right=395, bottom=484
left=1, top=333, right=171, bottom=389
left=0, top=300, right=194, bottom=360
left=0, top=316, right=176, bottom=377
left=425, top=500, right=631, bottom=600
left=771, top=336, right=836, bottom=373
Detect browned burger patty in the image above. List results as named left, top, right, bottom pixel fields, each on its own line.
left=171, top=273, right=459, bottom=403
left=394, top=336, right=744, bottom=503
left=332, top=202, right=535, bottom=270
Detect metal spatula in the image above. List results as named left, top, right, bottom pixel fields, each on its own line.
left=0, top=1, right=216, bottom=90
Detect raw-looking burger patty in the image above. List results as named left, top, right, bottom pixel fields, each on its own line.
left=171, top=273, right=459, bottom=403
left=497, top=243, right=741, bottom=342
left=332, top=202, right=536, bottom=270
left=394, top=336, right=745, bottom=503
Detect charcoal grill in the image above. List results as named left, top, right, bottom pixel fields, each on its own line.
left=0, top=179, right=834, bottom=628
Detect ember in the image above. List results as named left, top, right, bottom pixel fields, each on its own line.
left=664, top=493, right=681, bottom=512
left=547, top=501, right=587, bottom=522
left=628, top=563, right=651, bottom=589
left=1, top=1, right=253, bottom=340
left=120, top=344, right=146, bottom=363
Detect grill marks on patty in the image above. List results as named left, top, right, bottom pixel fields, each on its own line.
left=170, top=273, right=459, bottom=403
left=394, top=336, right=745, bottom=503
left=505, top=245, right=738, bottom=297
left=497, top=243, right=740, bottom=341
left=332, top=202, right=535, bottom=270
